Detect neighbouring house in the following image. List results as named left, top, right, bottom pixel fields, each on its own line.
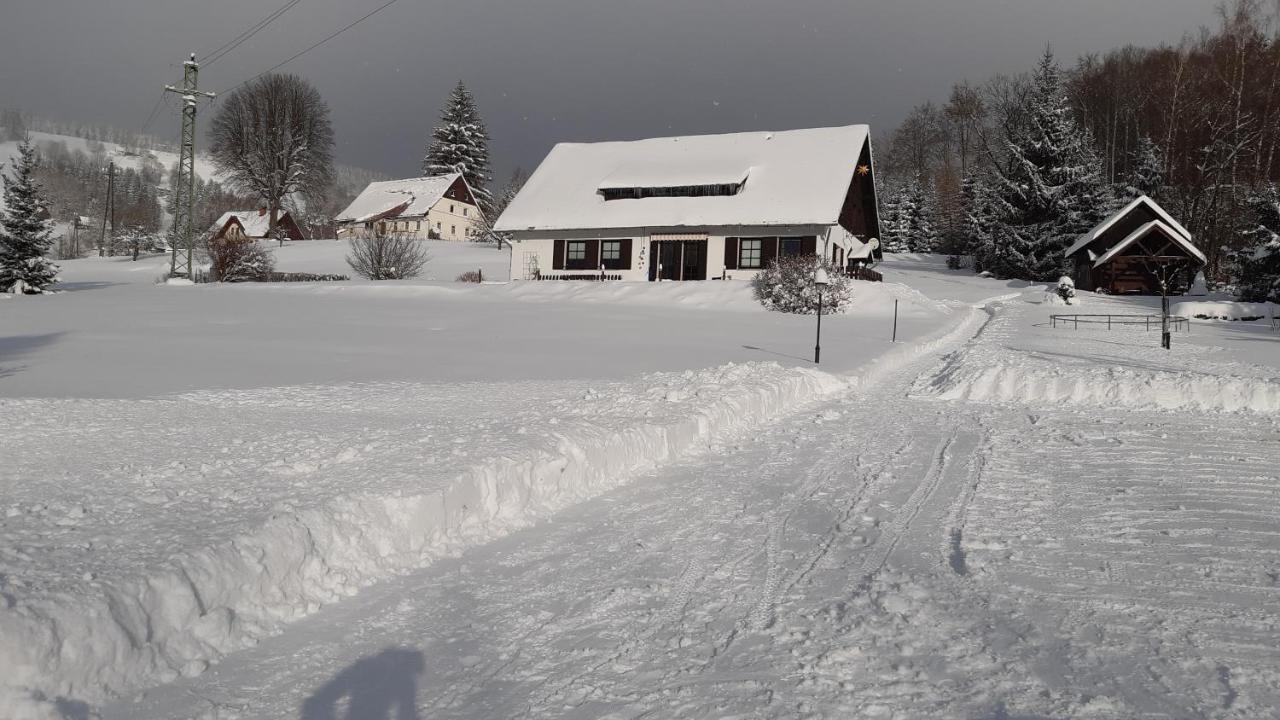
left=334, top=174, right=482, bottom=241
left=493, top=125, right=882, bottom=281
left=1064, top=195, right=1207, bottom=295
left=209, top=209, right=306, bottom=242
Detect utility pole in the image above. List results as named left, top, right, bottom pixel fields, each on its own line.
left=164, top=54, right=216, bottom=278
left=98, top=161, right=114, bottom=257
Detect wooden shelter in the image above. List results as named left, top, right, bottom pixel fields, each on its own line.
left=1064, top=196, right=1206, bottom=295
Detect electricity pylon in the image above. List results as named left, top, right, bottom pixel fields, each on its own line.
left=164, top=54, right=216, bottom=278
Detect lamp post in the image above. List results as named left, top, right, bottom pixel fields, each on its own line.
left=814, top=266, right=830, bottom=364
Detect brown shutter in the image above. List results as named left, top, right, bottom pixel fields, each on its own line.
left=553, top=240, right=565, bottom=269
left=724, top=237, right=739, bottom=269
left=619, top=238, right=633, bottom=270
left=761, top=237, right=779, bottom=267
left=585, top=240, right=600, bottom=268
left=801, top=236, right=817, bottom=256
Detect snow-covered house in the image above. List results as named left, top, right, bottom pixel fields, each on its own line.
left=335, top=174, right=482, bottom=241
left=209, top=209, right=305, bottom=242
left=1065, top=195, right=1206, bottom=294
left=494, top=125, right=881, bottom=281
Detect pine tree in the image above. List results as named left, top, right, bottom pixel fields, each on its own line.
left=961, top=172, right=1002, bottom=271
left=423, top=81, right=492, bottom=208
left=904, top=176, right=938, bottom=252
left=987, top=50, right=1108, bottom=281
left=0, top=139, right=58, bottom=293
left=474, top=167, right=527, bottom=244
left=1125, top=136, right=1165, bottom=199
left=879, top=183, right=911, bottom=253
left=1235, top=183, right=1280, bottom=302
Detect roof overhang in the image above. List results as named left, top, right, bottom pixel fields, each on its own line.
left=1093, top=219, right=1207, bottom=268
left=1065, top=195, right=1193, bottom=259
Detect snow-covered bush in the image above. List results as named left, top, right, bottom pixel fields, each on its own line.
left=456, top=270, right=483, bottom=283
left=206, top=238, right=276, bottom=282
left=346, top=235, right=431, bottom=280
left=1056, top=275, right=1076, bottom=304
left=751, top=255, right=853, bottom=315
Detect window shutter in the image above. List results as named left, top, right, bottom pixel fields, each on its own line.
left=586, top=239, right=600, bottom=268
left=801, top=236, right=817, bottom=256
left=724, top=237, right=739, bottom=270
left=553, top=240, right=565, bottom=269
left=619, top=238, right=633, bottom=270
left=761, top=237, right=779, bottom=267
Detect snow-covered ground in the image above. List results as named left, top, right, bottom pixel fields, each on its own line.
left=5, top=252, right=1280, bottom=719
left=1, top=245, right=959, bottom=717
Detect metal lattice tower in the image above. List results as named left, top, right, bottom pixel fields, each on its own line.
left=165, top=55, right=216, bottom=278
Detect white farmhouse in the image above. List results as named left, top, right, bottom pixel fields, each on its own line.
left=494, top=125, right=881, bottom=281
left=335, top=173, right=482, bottom=241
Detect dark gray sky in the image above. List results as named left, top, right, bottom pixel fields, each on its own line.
left=0, top=0, right=1217, bottom=180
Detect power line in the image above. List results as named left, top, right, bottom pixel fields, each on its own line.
left=139, top=90, right=168, bottom=135
left=201, top=0, right=303, bottom=67
left=218, top=0, right=406, bottom=97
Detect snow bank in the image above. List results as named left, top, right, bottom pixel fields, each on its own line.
left=914, top=304, right=1280, bottom=415
left=920, top=359, right=1280, bottom=414
left=1172, top=300, right=1277, bottom=321
left=0, top=363, right=847, bottom=716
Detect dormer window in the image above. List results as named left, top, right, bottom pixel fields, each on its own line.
left=600, top=182, right=743, bottom=201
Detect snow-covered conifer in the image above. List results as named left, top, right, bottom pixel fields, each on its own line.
left=986, top=50, right=1108, bottom=281
left=423, top=82, right=492, bottom=208
left=879, top=184, right=911, bottom=253
left=904, top=177, right=938, bottom=253
left=1236, top=184, right=1280, bottom=302
left=961, top=172, right=999, bottom=271
left=0, top=138, right=59, bottom=293
left=1126, top=136, right=1165, bottom=200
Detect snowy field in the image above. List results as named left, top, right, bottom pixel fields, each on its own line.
left=4, top=251, right=1280, bottom=719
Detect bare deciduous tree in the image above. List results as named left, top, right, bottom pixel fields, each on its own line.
left=209, top=73, right=334, bottom=244
left=346, top=236, right=431, bottom=280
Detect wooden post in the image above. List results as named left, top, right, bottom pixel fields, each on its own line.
left=892, top=299, right=899, bottom=343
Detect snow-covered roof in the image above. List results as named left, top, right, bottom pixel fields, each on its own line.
left=210, top=211, right=273, bottom=238
left=335, top=174, right=463, bottom=223
left=1065, top=195, right=1192, bottom=258
left=495, top=125, right=871, bottom=232
left=1092, top=219, right=1207, bottom=268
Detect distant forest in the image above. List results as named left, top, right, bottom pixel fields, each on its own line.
left=878, top=0, right=1280, bottom=289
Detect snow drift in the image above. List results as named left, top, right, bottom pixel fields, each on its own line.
left=0, top=363, right=847, bottom=717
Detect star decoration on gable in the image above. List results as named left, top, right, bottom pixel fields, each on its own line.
left=856, top=164, right=871, bottom=176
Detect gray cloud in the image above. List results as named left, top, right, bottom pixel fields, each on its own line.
left=0, top=0, right=1217, bottom=180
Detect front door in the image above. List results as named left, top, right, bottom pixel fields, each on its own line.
left=648, top=240, right=707, bottom=281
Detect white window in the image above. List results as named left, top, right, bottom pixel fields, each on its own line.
left=567, top=241, right=587, bottom=261
left=602, top=241, right=621, bottom=261
left=739, top=239, right=763, bottom=268
left=436, top=221, right=441, bottom=230
left=415, top=221, right=421, bottom=231
left=463, top=208, right=469, bottom=217
left=451, top=225, right=456, bottom=236
left=450, top=204, right=455, bottom=213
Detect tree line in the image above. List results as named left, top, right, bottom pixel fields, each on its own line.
left=878, top=0, right=1280, bottom=300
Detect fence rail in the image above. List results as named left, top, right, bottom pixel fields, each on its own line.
left=846, top=267, right=883, bottom=282
left=1050, top=313, right=1190, bottom=332
left=535, top=272, right=624, bottom=281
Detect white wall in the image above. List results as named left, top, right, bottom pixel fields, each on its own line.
left=337, top=197, right=482, bottom=242
left=506, top=225, right=836, bottom=282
